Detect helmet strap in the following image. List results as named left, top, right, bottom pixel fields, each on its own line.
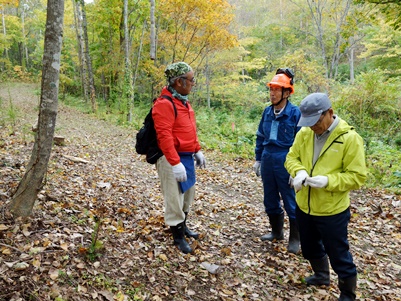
left=274, top=88, right=288, bottom=108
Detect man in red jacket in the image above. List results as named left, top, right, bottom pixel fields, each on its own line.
left=152, top=62, right=206, bottom=254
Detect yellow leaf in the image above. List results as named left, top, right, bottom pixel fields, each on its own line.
left=1, top=248, right=11, bottom=255
left=116, top=226, right=125, bottom=233
left=32, top=258, right=41, bottom=268
left=159, top=254, right=168, bottom=261
left=115, top=292, right=126, bottom=301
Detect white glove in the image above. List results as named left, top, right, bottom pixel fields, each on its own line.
left=194, top=151, right=206, bottom=168
left=306, top=175, right=328, bottom=188
left=172, top=163, right=187, bottom=182
left=293, top=170, right=308, bottom=192
left=253, top=161, right=261, bottom=177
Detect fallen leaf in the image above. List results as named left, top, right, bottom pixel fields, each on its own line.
left=78, top=285, right=87, bottom=293
left=1, top=248, right=11, bottom=255
left=200, top=262, right=221, bottom=274
left=32, top=258, right=41, bottom=268
left=0, top=224, right=9, bottom=231
left=187, top=289, right=196, bottom=296
left=99, top=290, right=114, bottom=301
left=159, top=254, right=167, bottom=261
left=49, top=268, right=59, bottom=280
left=4, top=261, right=18, bottom=268
left=60, top=243, right=69, bottom=251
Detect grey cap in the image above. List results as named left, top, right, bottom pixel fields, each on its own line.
left=298, top=93, right=331, bottom=127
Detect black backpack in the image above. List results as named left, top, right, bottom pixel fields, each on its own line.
left=135, top=95, right=177, bottom=164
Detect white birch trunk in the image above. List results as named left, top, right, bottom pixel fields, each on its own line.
left=9, top=0, right=65, bottom=217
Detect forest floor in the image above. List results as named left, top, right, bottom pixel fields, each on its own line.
left=0, top=82, right=400, bottom=301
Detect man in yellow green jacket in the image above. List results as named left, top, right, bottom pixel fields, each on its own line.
left=285, top=93, right=367, bottom=301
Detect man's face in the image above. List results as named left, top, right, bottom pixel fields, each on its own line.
left=175, top=71, right=196, bottom=95
left=269, top=85, right=290, bottom=105
left=309, top=108, right=334, bottom=135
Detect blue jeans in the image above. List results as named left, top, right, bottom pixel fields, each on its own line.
left=261, top=151, right=296, bottom=219
left=296, top=206, right=357, bottom=279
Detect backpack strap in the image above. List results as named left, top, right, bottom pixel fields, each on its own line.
left=160, top=95, right=177, bottom=118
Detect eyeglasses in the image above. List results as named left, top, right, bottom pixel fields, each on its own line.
left=313, top=110, right=329, bottom=126
left=276, top=68, right=294, bottom=85
left=180, top=76, right=196, bottom=83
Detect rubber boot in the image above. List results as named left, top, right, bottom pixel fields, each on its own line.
left=170, top=222, right=192, bottom=254
left=261, top=213, right=284, bottom=241
left=338, top=276, right=357, bottom=300
left=184, top=212, right=199, bottom=239
left=305, top=255, right=330, bottom=286
left=287, top=218, right=300, bottom=254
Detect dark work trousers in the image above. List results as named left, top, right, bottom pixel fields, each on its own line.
left=261, top=151, right=296, bottom=219
left=296, top=206, right=357, bottom=279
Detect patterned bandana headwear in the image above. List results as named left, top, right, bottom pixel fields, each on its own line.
left=164, top=62, right=192, bottom=81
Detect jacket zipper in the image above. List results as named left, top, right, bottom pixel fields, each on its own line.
left=306, top=131, right=348, bottom=215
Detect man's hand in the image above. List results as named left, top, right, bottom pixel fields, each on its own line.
left=172, top=163, right=187, bottom=182
left=293, top=170, right=308, bottom=192
left=253, top=161, right=261, bottom=177
left=306, top=176, right=328, bottom=188
left=194, top=151, right=206, bottom=168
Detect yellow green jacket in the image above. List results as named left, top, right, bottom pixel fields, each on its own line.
left=285, top=118, right=367, bottom=216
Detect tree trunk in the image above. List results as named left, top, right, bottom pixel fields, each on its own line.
left=206, top=54, right=210, bottom=109
left=307, top=0, right=353, bottom=80
left=307, top=0, right=329, bottom=79
left=9, top=0, right=65, bottom=218
left=1, top=8, right=8, bottom=69
left=131, top=20, right=146, bottom=107
left=329, top=0, right=352, bottom=79
left=21, top=3, right=29, bottom=70
left=123, top=0, right=134, bottom=122
left=150, top=0, right=156, bottom=60
left=349, top=36, right=355, bottom=84
left=80, top=0, right=97, bottom=112
left=73, top=0, right=88, bottom=101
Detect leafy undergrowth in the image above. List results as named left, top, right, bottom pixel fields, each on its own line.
left=0, top=83, right=401, bottom=301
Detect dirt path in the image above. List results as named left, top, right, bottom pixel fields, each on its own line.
left=0, top=83, right=400, bottom=301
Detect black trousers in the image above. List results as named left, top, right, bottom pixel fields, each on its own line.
left=296, top=206, right=357, bottom=279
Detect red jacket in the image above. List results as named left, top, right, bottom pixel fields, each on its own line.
left=152, top=87, right=201, bottom=166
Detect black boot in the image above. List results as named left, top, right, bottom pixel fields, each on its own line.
left=170, top=222, right=192, bottom=254
left=305, top=255, right=330, bottom=286
left=261, top=213, right=284, bottom=241
left=184, top=212, right=199, bottom=239
left=287, top=218, right=300, bottom=254
left=338, top=276, right=357, bottom=300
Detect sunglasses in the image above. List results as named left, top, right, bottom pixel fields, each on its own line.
left=276, top=68, right=294, bottom=85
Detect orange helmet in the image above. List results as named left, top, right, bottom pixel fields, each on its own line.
left=267, top=73, right=294, bottom=94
